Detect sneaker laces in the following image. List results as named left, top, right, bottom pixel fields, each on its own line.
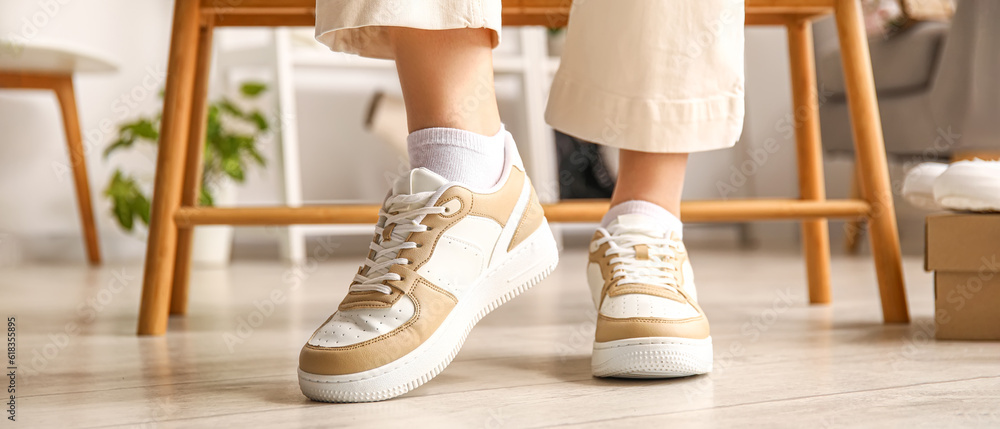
left=350, top=191, right=446, bottom=294
left=592, top=224, right=682, bottom=292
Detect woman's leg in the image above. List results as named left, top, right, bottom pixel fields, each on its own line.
left=388, top=28, right=500, bottom=135
left=299, top=1, right=558, bottom=402
left=388, top=28, right=506, bottom=188
left=610, top=151, right=689, bottom=218
left=548, top=0, right=744, bottom=379
left=313, top=1, right=506, bottom=187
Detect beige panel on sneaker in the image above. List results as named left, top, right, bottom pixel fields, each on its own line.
left=338, top=189, right=475, bottom=309
left=468, top=167, right=525, bottom=227
left=595, top=314, right=710, bottom=342
left=300, top=277, right=458, bottom=376
left=339, top=167, right=525, bottom=309
left=508, top=184, right=544, bottom=252
left=588, top=235, right=618, bottom=308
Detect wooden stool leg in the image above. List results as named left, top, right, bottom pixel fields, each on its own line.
left=787, top=20, right=831, bottom=304
left=844, top=164, right=865, bottom=253
left=171, top=18, right=215, bottom=316
left=53, top=76, right=101, bottom=266
left=138, top=0, right=202, bottom=335
left=834, top=0, right=909, bottom=323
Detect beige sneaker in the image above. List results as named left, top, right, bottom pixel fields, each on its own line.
left=298, top=134, right=559, bottom=402
left=587, top=213, right=712, bottom=378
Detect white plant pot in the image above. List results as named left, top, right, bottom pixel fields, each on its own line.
left=191, top=180, right=238, bottom=267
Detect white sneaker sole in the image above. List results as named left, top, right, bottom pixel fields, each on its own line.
left=937, top=195, right=1000, bottom=212
left=298, top=221, right=560, bottom=402
left=592, top=336, right=713, bottom=378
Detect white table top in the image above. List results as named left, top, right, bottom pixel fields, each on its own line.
left=0, top=39, right=118, bottom=74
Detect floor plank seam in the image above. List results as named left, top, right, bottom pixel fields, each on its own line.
left=540, top=374, right=1000, bottom=428
left=19, top=373, right=289, bottom=398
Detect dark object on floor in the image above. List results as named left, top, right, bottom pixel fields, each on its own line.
left=555, top=131, right=615, bottom=200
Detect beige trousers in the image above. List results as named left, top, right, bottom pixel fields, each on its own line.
left=315, top=0, right=745, bottom=153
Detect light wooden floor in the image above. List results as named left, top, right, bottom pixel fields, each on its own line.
left=5, top=245, right=1000, bottom=428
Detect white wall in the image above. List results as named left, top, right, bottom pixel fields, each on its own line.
left=0, top=0, right=173, bottom=264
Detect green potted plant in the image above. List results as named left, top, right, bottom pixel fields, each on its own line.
left=103, top=82, right=270, bottom=265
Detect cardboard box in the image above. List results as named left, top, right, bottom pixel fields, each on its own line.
left=925, top=213, right=1000, bottom=340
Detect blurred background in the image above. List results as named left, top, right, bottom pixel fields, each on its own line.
left=1, top=0, right=990, bottom=267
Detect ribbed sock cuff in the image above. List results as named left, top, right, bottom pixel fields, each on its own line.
left=407, top=125, right=506, bottom=189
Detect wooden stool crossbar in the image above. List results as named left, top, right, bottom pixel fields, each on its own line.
left=138, top=0, right=910, bottom=335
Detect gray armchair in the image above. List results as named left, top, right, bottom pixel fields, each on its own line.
left=815, top=0, right=1000, bottom=160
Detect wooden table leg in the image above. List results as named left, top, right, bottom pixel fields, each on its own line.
left=787, top=19, right=832, bottom=304
left=138, top=0, right=202, bottom=335
left=171, top=17, right=215, bottom=316
left=835, top=0, right=909, bottom=323
left=52, top=75, right=102, bottom=266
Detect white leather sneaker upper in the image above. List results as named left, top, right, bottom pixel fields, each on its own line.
left=297, top=133, right=560, bottom=403
left=311, top=296, right=416, bottom=347
left=903, top=162, right=948, bottom=210
left=303, top=134, right=545, bottom=357
left=587, top=213, right=709, bottom=343
left=933, top=159, right=1000, bottom=211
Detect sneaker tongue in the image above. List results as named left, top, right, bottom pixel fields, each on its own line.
left=371, top=168, right=450, bottom=280
left=393, top=168, right=449, bottom=195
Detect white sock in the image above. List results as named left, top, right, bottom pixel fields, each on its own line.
left=601, top=200, right=683, bottom=238
left=407, top=125, right=506, bottom=189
